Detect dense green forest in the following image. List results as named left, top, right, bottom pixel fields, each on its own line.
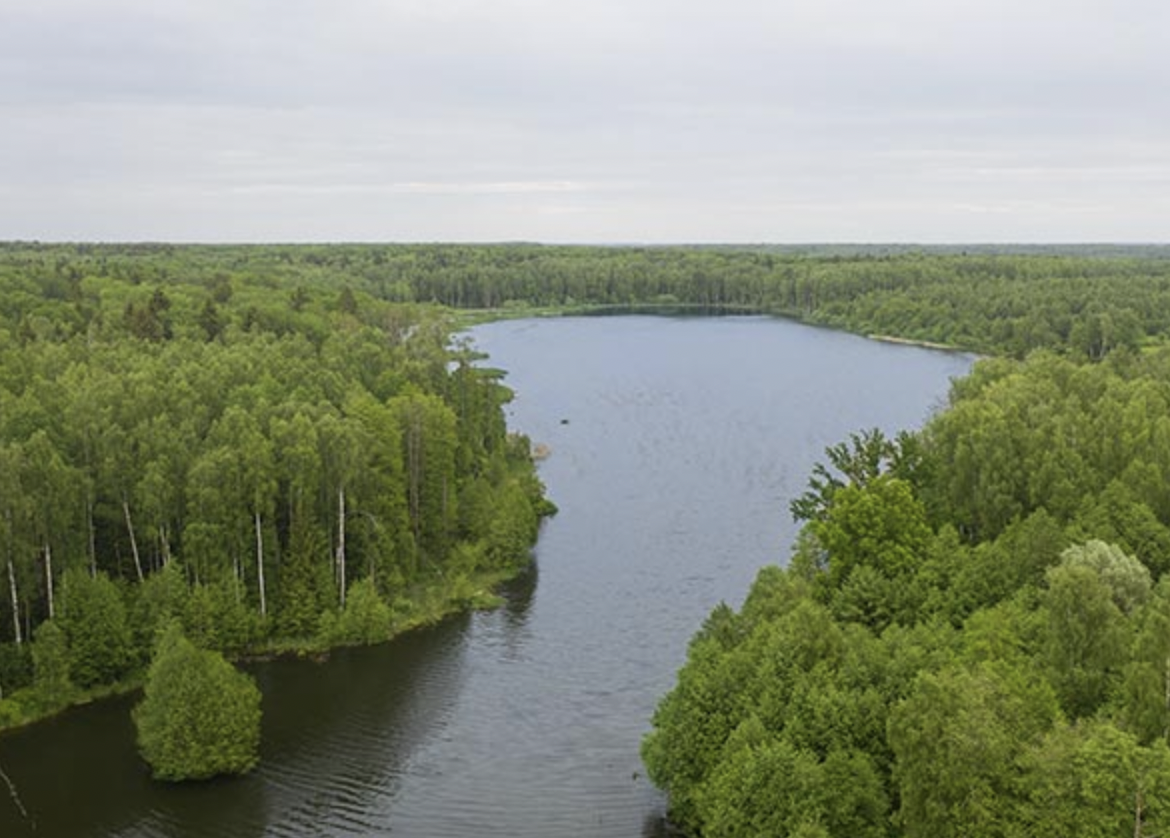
left=0, top=243, right=554, bottom=730
left=643, top=353, right=1170, bottom=834
left=6, top=241, right=1170, bottom=814
left=6, top=241, right=1170, bottom=359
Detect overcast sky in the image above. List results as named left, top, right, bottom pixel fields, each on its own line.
left=2, top=0, right=1167, bottom=243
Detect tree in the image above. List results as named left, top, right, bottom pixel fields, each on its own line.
left=888, top=662, right=1060, bottom=838
left=790, top=428, right=913, bottom=523
left=198, top=298, right=225, bottom=341
left=642, top=635, right=758, bottom=832
left=317, top=411, right=364, bottom=608
left=276, top=516, right=331, bottom=638
left=180, top=580, right=260, bottom=654
left=1059, top=539, right=1151, bottom=615
left=1072, top=481, right=1170, bottom=579
left=1019, top=721, right=1170, bottom=838
left=485, top=480, right=540, bottom=570
left=0, top=443, right=27, bottom=644
left=811, top=475, right=931, bottom=591
left=1123, top=578, right=1170, bottom=744
left=133, top=623, right=261, bottom=781
left=30, top=619, right=74, bottom=711
left=700, top=729, right=887, bottom=838
left=205, top=407, right=276, bottom=619
left=56, top=568, right=133, bottom=689
left=319, top=577, right=392, bottom=646
left=1042, top=562, right=1129, bottom=718
left=20, top=431, right=80, bottom=620
left=389, top=391, right=458, bottom=563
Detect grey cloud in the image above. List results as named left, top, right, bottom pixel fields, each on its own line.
left=1, top=0, right=1167, bottom=241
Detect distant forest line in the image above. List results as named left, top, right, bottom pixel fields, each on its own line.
left=5, top=241, right=1170, bottom=360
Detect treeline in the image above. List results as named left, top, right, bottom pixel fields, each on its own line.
left=643, top=349, right=1170, bottom=837
left=0, top=250, right=552, bottom=728
left=4, top=242, right=1170, bottom=360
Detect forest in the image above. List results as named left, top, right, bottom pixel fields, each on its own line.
left=6, top=241, right=1170, bottom=361
left=0, top=243, right=554, bottom=731
left=5, top=241, right=1170, bottom=817
left=640, top=306, right=1170, bottom=828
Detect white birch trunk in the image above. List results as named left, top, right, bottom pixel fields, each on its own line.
left=336, top=486, right=346, bottom=608
left=1163, top=654, right=1170, bottom=741
left=86, top=496, right=96, bottom=576
left=122, top=495, right=144, bottom=583
left=7, top=560, right=20, bottom=645
left=44, top=543, right=54, bottom=620
left=255, top=511, right=266, bottom=618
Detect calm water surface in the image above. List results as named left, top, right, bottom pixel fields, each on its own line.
left=0, top=316, right=973, bottom=837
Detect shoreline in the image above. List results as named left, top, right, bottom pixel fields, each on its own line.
left=455, top=304, right=978, bottom=358
left=867, top=333, right=969, bottom=352
left=0, top=558, right=531, bottom=737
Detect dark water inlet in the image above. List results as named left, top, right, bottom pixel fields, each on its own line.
left=0, top=316, right=974, bottom=837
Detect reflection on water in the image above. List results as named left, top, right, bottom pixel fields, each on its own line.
left=241, top=617, right=472, bottom=838
left=0, top=316, right=973, bottom=838
left=0, top=618, right=476, bottom=838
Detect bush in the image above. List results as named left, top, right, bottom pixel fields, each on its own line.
left=0, top=641, right=33, bottom=696
left=0, top=696, right=24, bottom=727
left=31, top=620, right=76, bottom=712
left=134, top=623, right=261, bottom=781
left=57, top=569, right=134, bottom=688
left=320, top=578, right=392, bottom=646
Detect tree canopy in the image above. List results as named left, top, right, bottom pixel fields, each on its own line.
left=0, top=243, right=554, bottom=729
left=646, top=343, right=1170, bottom=837
left=134, top=623, right=261, bottom=781
left=7, top=241, right=1170, bottom=814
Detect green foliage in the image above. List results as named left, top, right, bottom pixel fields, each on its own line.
left=16, top=243, right=1170, bottom=819
left=814, top=477, right=930, bottom=585
left=133, top=623, right=261, bottom=781
left=390, top=391, right=459, bottom=561
left=485, top=479, right=541, bottom=569
left=57, top=569, right=134, bottom=689
left=790, top=428, right=917, bottom=523
left=1121, top=579, right=1170, bottom=744
left=30, top=620, right=75, bottom=711
left=1018, top=721, right=1170, bottom=838
left=888, top=662, right=1060, bottom=837
left=6, top=242, right=1170, bottom=363
left=276, top=519, right=332, bottom=638
left=649, top=337, right=1170, bottom=835
left=644, top=581, right=911, bottom=837
left=0, top=245, right=551, bottom=724
left=1059, top=539, right=1151, bottom=615
left=0, top=642, right=32, bottom=697
left=0, top=695, right=23, bottom=727
left=129, top=561, right=189, bottom=665
left=701, top=733, right=887, bottom=838
left=181, top=581, right=263, bottom=654
left=1041, top=563, right=1129, bottom=718
left=641, top=634, right=757, bottom=831
left=1072, top=481, right=1170, bottom=578
left=320, top=578, right=392, bottom=646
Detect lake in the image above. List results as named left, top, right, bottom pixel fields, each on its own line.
left=0, top=316, right=974, bottom=837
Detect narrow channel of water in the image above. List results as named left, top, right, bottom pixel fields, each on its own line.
left=0, top=316, right=974, bottom=837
